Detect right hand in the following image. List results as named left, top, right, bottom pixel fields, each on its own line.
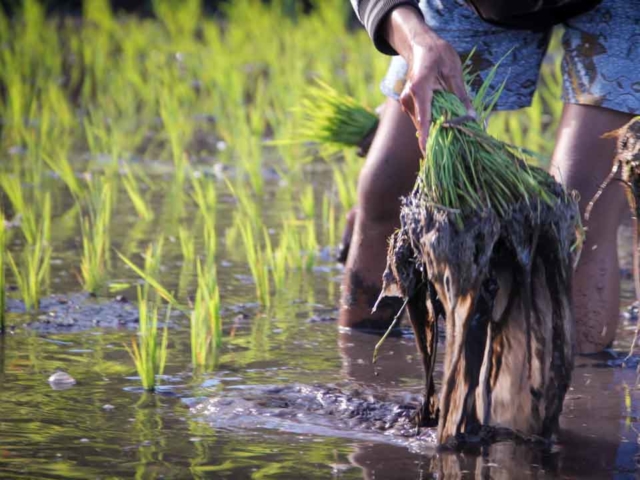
left=384, top=7, right=474, bottom=152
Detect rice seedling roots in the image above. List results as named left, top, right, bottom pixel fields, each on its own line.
left=378, top=167, right=582, bottom=447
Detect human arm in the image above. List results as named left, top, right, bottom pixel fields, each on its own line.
left=351, top=1, right=473, bottom=152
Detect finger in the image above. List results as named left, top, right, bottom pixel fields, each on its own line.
left=400, top=84, right=416, bottom=121
left=412, top=87, right=433, bottom=153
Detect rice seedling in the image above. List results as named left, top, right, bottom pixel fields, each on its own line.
left=177, top=225, right=196, bottom=298
left=238, top=217, right=270, bottom=306
left=79, top=181, right=113, bottom=294
left=42, top=145, right=84, bottom=200
left=190, top=258, right=222, bottom=368
left=191, top=174, right=217, bottom=264
left=153, top=0, right=201, bottom=42
left=179, top=226, right=195, bottom=266
left=117, top=240, right=179, bottom=307
left=122, top=165, right=154, bottom=221
left=417, top=83, right=557, bottom=220
left=284, top=80, right=379, bottom=157
left=299, top=185, right=315, bottom=219
left=264, top=227, right=287, bottom=292
left=0, top=174, right=38, bottom=245
left=290, top=218, right=318, bottom=272
left=7, top=194, right=52, bottom=311
left=125, top=286, right=170, bottom=392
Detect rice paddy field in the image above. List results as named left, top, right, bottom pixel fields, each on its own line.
left=1, top=1, right=640, bottom=478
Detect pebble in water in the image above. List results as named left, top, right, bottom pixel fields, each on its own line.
left=48, top=371, right=76, bottom=390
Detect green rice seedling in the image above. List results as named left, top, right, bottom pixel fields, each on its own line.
left=233, top=113, right=265, bottom=196
left=0, top=211, right=6, bottom=334
left=79, top=182, right=112, bottom=294
left=179, top=226, right=195, bottom=265
left=272, top=218, right=318, bottom=278
left=122, top=165, right=154, bottom=220
left=296, top=219, right=318, bottom=272
left=191, top=174, right=217, bottom=264
left=125, top=286, right=170, bottom=392
left=190, top=258, right=222, bottom=368
left=225, top=178, right=259, bottom=222
left=418, top=83, right=557, bottom=221
left=238, top=218, right=270, bottom=306
left=153, top=0, right=201, bottom=41
left=287, top=80, right=379, bottom=156
left=299, top=185, right=315, bottom=219
left=177, top=224, right=196, bottom=299
left=117, top=240, right=179, bottom=307
left=42, top=145, right=83, bottom=200
left=159, top=94, right=191, bottom=187
left=0, top=174, right=37, bottom=245
left=264, top=226, right=287, bottom=292
left=7, top=195, right=52, bottom=311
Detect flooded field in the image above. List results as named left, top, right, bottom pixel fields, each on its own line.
left=1, top=1, right=639, bottom=478
left=1, top=166, right=639, bottom=479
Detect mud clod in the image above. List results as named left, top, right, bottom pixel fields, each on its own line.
left=379, top=167, right=582, bottom=445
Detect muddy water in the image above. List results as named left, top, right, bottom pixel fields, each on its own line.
left=1, top=167, right=640, bottom=479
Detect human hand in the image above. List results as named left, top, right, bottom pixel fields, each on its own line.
left=384, top=6, right=474, bottom=152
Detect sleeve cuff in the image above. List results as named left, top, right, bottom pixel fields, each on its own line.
left=358, top=0, right=423, bottom=56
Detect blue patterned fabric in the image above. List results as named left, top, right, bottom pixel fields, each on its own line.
left=381, top=0, right=640, bottom=114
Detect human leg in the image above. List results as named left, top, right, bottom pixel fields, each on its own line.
left=552, top=0, right=640, bottom=353
left=550, top=104, right=631, bottom=354
left=338, top=98, right=422, bottom=329
left=339, top=98, right=422, bottom=329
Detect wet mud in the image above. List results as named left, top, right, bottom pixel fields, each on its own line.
left=190, top=383, right=440, bottom=454
left=5, top=293, right=141, bottom=332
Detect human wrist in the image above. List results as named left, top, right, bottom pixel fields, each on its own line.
left=383, top=5, right=438, bottom=61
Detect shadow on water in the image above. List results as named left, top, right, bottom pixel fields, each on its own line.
left=1, top=171, right=640, bottom=478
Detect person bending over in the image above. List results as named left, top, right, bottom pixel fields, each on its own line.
left=341, top=0, right=639, bottom=354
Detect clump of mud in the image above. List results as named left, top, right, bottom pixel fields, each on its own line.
left=378, top=170, right=582, bottom=447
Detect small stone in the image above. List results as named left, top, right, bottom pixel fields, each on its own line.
left=102, top=404, right=115, bottom=411
left=48, top=371, right=76, bottom=390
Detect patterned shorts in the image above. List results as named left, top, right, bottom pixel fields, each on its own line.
left=381, top=0, right=640, bottom=114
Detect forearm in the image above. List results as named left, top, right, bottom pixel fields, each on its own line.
left=350, top=0, right=424, bottom=55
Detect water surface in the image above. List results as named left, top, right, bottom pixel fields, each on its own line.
left=1, top=167, right=639, bottom=479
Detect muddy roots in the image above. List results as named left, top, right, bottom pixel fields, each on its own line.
left=378, top=170, right=582, bottom=446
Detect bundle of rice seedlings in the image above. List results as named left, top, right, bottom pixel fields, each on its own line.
left=420, top=88, right=556, bottom=221
left=358, top=72, right=580, bottom=446
left=286, top=81, right=379, bottom=156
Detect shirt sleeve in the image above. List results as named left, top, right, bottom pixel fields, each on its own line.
left=350, top=0, right=424, bottom=55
